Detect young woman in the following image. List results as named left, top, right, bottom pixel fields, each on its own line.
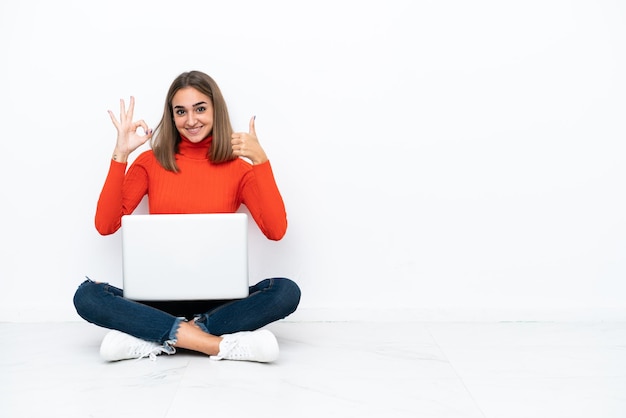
left=73, top=71, right=301, bottom=363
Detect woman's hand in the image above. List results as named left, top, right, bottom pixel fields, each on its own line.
left=107, top=96, right=153, bottom=163
left=231, top=116, right=268, bottom=165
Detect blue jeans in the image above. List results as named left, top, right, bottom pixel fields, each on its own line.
left=73, top=277, right=301, bottom=347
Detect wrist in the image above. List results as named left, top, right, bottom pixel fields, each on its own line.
left=112, top=149, right=129, bottom=163
left=251, top=152, right=269, bottom=165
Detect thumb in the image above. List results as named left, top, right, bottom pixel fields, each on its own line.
left=248, top=115, right=256, bottom=135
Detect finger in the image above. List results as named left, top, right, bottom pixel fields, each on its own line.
left=136, top=120, right=152, bottom=137
left=139, top=131, right=153, bottom=145
left=119, top=99, right=126, bottom=122
left=231, top=138, right=244, bottom=150
left=127, top=96, right=135, bottom=121
left=107, top=110, right=121, bottom=129
left=248, top=115, right=256, bottom=136
left=231, top=140, right=243, bottom=152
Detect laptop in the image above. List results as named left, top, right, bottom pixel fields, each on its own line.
left=121, top=213, right=249, bottom=301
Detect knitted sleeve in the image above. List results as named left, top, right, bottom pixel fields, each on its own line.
left=94, top=157, right=149, bottom=235
left=239, top=160, right=288, bottom=241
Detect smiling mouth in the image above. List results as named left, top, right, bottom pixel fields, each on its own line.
left=186, top=126, right=203, bottom=135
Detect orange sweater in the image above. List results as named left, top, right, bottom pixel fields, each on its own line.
left=95, top=136, right=287, bottom=240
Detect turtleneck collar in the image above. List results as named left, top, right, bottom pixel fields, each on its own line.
left=178, top=135, right=212, bottom=160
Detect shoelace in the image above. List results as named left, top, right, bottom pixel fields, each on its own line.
left=212, top=337, right=240, bottom=360
left=222, top=339, right=253, bottom=360
left=130, top=343, right=165, bottom=362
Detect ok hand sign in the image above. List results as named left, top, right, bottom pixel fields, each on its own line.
left=107, top=96, right=153, bottom=162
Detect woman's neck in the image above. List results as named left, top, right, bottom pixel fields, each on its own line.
left=178, top=135, right=212, bottom=160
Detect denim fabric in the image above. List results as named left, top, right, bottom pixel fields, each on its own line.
left=73, top=277, right=300, bottom=344
left=193, top=278, right=301, bottom=336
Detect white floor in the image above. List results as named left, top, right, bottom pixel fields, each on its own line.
left=1, top=321, right=625, bottom=418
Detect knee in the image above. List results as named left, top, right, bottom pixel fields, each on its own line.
left=273, top=278, right=301, bottom=316
left=72, top=279, right=102, bottom=321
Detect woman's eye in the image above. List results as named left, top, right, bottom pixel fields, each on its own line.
left=175, top=109, right=186, bottom=116
left=196, top=106, right=206, bottom=113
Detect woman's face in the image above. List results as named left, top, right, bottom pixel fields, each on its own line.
left=171, top=87, right=214, bottom=143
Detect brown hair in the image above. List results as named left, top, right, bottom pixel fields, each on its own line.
left=151, top=71, right=235, bottom=172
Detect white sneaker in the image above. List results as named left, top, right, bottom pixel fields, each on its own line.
left=211, top=329, right=279, bottom=363
left=100, top=330, right=173, bottom=362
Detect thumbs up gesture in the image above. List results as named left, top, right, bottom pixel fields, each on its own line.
left=231, top=116, right=268, bottom=165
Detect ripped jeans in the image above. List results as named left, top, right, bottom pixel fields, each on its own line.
left=73, top=277, right=301, bottom=347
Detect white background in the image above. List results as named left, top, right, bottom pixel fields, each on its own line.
left=1, top=0, right=625, bottom=321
